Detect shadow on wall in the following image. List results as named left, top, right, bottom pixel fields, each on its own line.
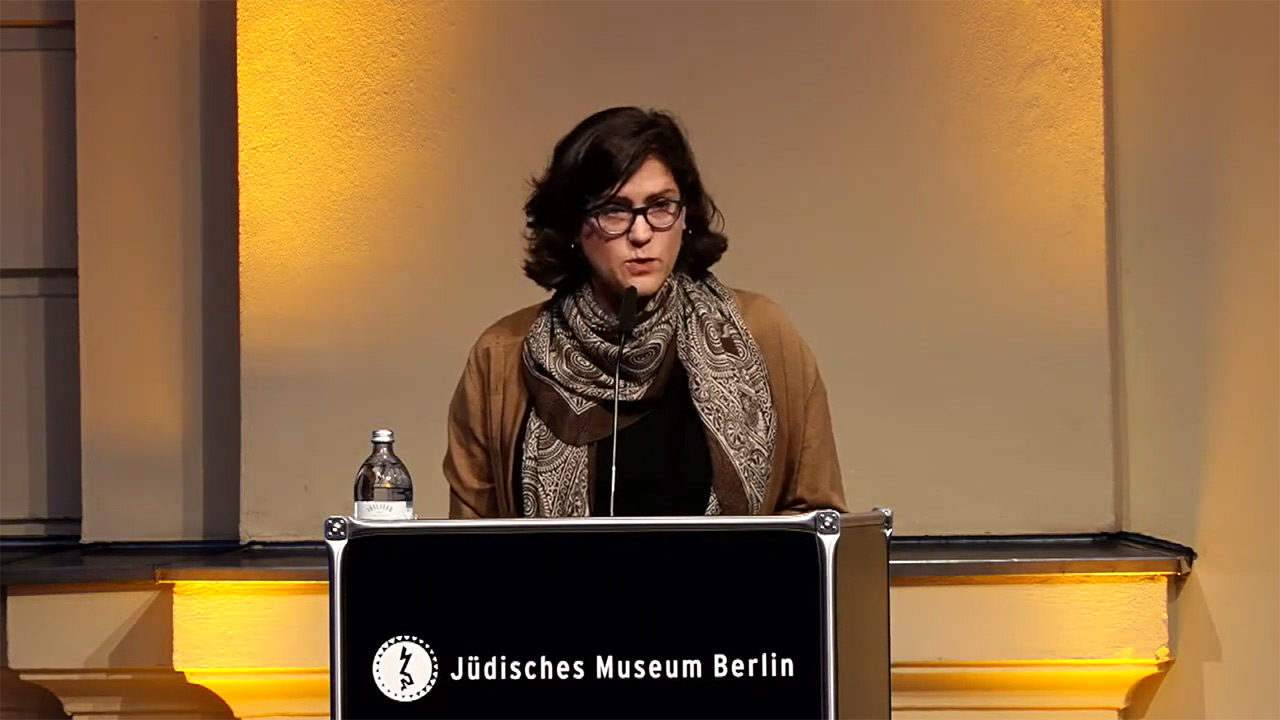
left=0, top=586, right=234, bottom=719
left=197, top=0, right=242, bottom=539
left=102, top=589, right=235, bottom=718
left=1125, top=573, right=1220, bottom=719
left=35, top=13, right=82, bottom=535
left=0, top=668, right=71, bottom=720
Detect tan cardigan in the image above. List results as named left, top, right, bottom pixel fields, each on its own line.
left=442, top=289, right=848, bottom=518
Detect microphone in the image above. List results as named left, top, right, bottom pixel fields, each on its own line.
left=609, top=285, right=638, bottom=517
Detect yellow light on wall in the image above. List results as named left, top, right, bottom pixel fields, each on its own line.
left=237, top=0, right=465, bottom=353
left=170, top=579, right=331, bottom=718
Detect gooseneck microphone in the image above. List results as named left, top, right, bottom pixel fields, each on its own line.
left=609, top=285, right=639, bottom=517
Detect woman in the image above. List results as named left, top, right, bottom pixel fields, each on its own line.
left=444, top=107, right=846, bottom=518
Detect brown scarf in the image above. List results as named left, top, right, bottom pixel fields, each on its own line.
left=519, top=273, right=777, bottom=517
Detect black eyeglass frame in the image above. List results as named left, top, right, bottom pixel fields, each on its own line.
left=586, top=198, right=686, bottom=238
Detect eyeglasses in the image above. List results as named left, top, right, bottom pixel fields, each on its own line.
left=588, top=198, right=685, bottom=237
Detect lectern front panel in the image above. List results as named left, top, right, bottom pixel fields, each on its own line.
left=336, top=526, right=823, bottom=719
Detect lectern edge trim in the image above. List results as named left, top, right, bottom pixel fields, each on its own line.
left=324, top=509, right=889, bottom=542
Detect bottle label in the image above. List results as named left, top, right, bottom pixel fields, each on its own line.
left=355, top=500, right=415, bottom=521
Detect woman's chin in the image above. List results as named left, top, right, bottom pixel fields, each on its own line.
left=623, top=273, right=668, bottom=299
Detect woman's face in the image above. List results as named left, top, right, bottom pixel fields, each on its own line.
left=579, top=157, right=685, bottom=311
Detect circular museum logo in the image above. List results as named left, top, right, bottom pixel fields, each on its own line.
left=373, top=635, right=438, bottom=702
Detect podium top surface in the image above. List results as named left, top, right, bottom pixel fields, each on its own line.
left=322, top=509, right=892, bottom=542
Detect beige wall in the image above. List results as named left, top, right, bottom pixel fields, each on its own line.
left=239, top=0, right=1113, bottom=539
left=4, top=1, right=1276, bottom=716
left=75, top=0, right=239, bottom=541
left=1110, top=1, right=1279, bottom=718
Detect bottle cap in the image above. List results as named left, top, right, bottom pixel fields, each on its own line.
left=371, top=428, right=394, bottom=443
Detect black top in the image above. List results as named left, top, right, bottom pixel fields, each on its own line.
left=514, top=364, right=713, bottom=517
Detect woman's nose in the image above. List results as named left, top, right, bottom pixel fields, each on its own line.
left=628, top=216, right=654, bottom=244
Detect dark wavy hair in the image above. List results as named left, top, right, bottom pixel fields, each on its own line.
left=521, top=107, right=729, bottom=292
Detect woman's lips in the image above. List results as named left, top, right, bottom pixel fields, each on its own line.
left=625, top=258, right=658, bottom=274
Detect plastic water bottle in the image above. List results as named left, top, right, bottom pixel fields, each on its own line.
left=353, top=429, right=415, bottom=520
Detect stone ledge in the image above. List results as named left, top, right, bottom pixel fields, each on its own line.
left=165, top=574, right=1170, bottom=717
left=0, top=532, right=1196, bottom=585
left=182, top=670, right=329, bottom=720
left=893, top=663, right=1165, bottom=712
left=16, top=669, right=234, bottom=719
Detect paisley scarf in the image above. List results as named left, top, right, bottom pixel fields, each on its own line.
left=519, top=272, right=776, bottom=517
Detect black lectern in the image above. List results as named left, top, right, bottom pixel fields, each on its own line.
left=324, top=509, right=891, bottom=719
